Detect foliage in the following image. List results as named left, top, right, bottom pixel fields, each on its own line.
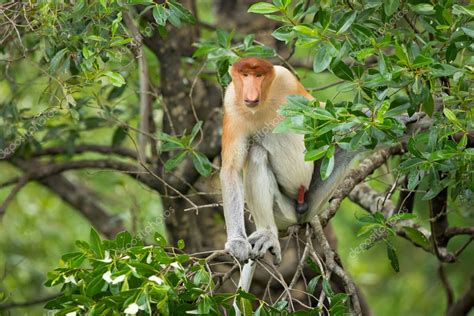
left=194, top=30, right=276, bottom=87
left=202, top=0, right=473, bottom=202
left=160, top=121, right=212, bottom=177
left=45, top=229, right=341, bottom=315
left=0, top=0, right=212, bottom=170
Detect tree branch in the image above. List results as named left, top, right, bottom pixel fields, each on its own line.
left=0, top=294, right=61, bottom=311
left=123, top=11, right=152, bottom=164
left=445, top=227, right=474, bottom=238
left=446, top=276, right=474, bottom=316
left=320, top=145, right=404, bottom=226
left=29, top=144, right=148, bottom=162
left=38, top=174, right=125, bottom=238
left=311, top=218, right=362, bottom=315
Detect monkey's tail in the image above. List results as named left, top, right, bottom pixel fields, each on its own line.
left=234, top=260, right=257, bottom=316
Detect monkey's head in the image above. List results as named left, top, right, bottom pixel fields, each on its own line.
left=230, top=57, right=275, bottom=108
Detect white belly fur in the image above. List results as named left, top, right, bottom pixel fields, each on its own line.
left=261, top=133, right=314, bottom=198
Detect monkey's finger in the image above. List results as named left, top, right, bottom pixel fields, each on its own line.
left=250, top=237, right=266, bottom=253
left=273, top=253, right=282, bottom=265
left=269, top=246, right=282, bottom=265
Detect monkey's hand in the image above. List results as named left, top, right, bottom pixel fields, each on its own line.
left=225, top=237, right=252, bottom=263
left=248, top=230, right=282, bottom=265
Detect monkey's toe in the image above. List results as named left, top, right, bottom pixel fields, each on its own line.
left=248, top=230, right=282, bottom=265
left=225, top=237, right=252, bottom=263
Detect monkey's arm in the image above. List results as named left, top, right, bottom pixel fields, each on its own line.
left=220, top=117, right=252, bottom=262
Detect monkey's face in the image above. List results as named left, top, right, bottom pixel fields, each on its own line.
left=231, top=57, right=275, bottom=109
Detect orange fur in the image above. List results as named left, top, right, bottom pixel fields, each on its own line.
left=221, top=57, right=313, bottom=170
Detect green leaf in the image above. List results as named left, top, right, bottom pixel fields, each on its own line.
left=461, top=21, right=474, bottom=38
left=89, top=228, right=104, bottom=259
left=165, top=151, right=187, bottom=172
left=104, top=71, right=126, bottom=87
left=191, top=151, right=212, bottom=176
left=177, top=239, right=185, bottom=249
left=190, top=121, right=203, bottom=144
left=168, top=0, right=196, bottom=24
left=350, top=130, right=368, bottom=149
left=159, top=132, right=185, bottom=149
left=394, top=42, right=409, bottom=65
left=305, top=145, right=329, bottom=161
left=216, top=58, right=231, bottom=87
left=331, top=60, right=354, bottom=81
left=386, top=242, right=399, bottom=272
left=412, top=55, right=434, bottom=67
left=399, top=157, right=425, bottom=170
left=82, top=47, right=92, bottom=59
left=153, top=5, right=169, bottom=26
left=115, top=231, right=132, bottom=248
left=294, top=25, right=317, bottom=36
left=387, top=213, right=417, bottom=222
left=322, top=278, right=334, bottom=296
left=320, top=155, right=335, bottom=180
left=308, top=107, right=335, bottom=121
left=357, top=215, right=376, bottom=223
left=243, top=46, right=276, bottom=58
left=446, top=43, right=457, bottom=63
left=273, top=0, right=290, bottom=9
left=307, top=276, right=321, bottom=294
left=111, top=127, right=128, bottom=147
left=422, top=87, right=434, bottom=116
left=154, top=232, right=167, bottom=247
left=49, top=48, right=68, bottom=74
left=272, top=25, right=293, bottom=42
left=85, top=273, right=106, bottom=297
left=384, top=0, right=400, bottom=16
left=216, top=29, right=231, bottom=48
left=402, top=227, right=430, bottom=248
left=407, top=138, right=423, bottom=158
left=357, top=223, right=382, bottom=237
left=336, top=11, right=357, bottom=34
left=407, top=170, right=422, bottom=190
left=443, top=108, right=461, bottom=127
left=313, top=42, right=335, bottom=73
left=452, top=4, right=474, bottom=17
left=409, top=3, right=435, bottom=15
left=274, top=300, right=288, bottom=311
left=248, top=2, right=279, bottom=14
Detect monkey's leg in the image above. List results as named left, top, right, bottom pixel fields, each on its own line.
left=244, top=145, right=282, bottom=264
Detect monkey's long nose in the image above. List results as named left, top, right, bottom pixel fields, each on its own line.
left=244, top=99, right=260, bottom=107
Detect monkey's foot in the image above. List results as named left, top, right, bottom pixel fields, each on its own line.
left=248, top=230, right=282, bottom=265
left=225, top=237, right=252, bottom=263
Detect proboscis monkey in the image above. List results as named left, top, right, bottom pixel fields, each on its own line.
left=220, top=57, right=358, bottom=269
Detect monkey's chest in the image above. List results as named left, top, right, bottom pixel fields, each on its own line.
left=259, top=133, right=314, bottom=198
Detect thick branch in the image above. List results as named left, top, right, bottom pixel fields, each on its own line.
left=29, top=144, right=147, bottom=162
left=445, top=227, right=474, bottom=238
left=446, top=276, right=474, bottom=316
left=39, top=174, right=124, bottom=238
left=123, top=11, right=152, bottom=164
left=12, top=159, right=161, bottom=192
left=0, top=294, right=60, bottom=311
left=311, top=218, right=362, bottom=315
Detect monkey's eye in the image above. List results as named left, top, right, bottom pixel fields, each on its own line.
left=243, top=73, right=249, bottom=77
left=256, top=74, right=263, bottom=78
